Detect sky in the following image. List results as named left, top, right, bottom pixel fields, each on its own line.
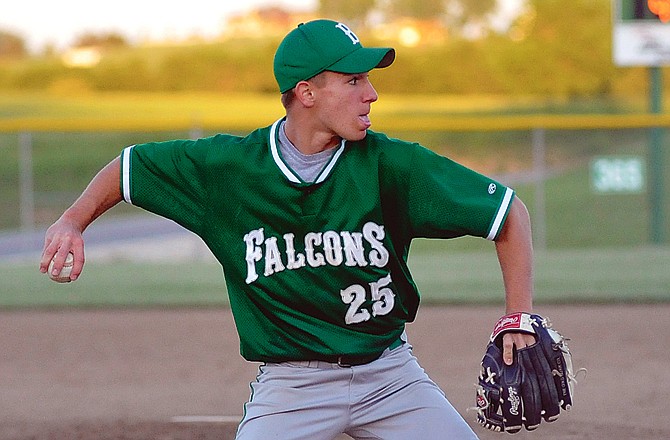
left=1, top=0, right=316, bottom=53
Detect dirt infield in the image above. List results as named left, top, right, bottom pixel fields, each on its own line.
left=1, top=304, right=668, bottom=440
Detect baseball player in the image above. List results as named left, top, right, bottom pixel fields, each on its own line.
left=40, top=19, right=536, bottom=439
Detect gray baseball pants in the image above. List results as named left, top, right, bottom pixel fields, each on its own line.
left=236, top=342, right=479, bottom=439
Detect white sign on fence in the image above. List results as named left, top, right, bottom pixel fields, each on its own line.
left=591, top=156, right=646, bottom=193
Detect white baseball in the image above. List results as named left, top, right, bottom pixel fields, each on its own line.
left=48, top=252, right=75, bottom=283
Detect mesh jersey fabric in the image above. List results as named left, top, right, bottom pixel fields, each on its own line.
left=120, top=119, right=514, bottom=362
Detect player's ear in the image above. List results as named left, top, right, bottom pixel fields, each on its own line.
left=294, top=81, right=316, bottom=107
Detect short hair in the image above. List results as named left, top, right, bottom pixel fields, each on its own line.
left=280, top=72, right=327, bottom=110
left=281, top=89, right=296, bottom=109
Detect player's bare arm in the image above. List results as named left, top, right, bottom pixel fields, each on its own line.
left=494, top=195, right=536, bottom=364
left=39, top=157, right=123, bottom=281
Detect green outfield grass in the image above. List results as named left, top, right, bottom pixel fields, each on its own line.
left=1, top=242, right=668, bottom=309
left=408, top=239, right=670, bottom=304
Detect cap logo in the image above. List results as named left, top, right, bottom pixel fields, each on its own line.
left=335, top=22, right=360, bottom=45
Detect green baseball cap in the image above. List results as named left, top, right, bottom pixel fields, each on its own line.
left=274, top=19, right=395, bottom=93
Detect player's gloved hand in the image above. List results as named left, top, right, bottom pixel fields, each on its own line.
left=472, top=313, right=584, bottom=433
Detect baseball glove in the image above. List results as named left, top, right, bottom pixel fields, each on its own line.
left=472, top=313, right=582, bottom=433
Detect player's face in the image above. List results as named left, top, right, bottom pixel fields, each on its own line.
left=312, top=71, right=378, bottom=142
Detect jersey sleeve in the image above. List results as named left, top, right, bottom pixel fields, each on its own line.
left=120, top=138, right=210, bottom=235
left=407, top=145, right=514, bottom=241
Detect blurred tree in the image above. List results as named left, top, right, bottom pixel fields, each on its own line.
left=444, top=0, right=500, bottom=37
left=512, top=0, right=615, bottom=96
left=41, top=43, right=57, bottom=58
left=381, top=0, right=501, bottom=38
left=0, top=31, right=28, bottom=59
left=0, top=0, right=651, bottom=98
left=456, top=0, right=499, bottom=19
left=385, top=0, right=446, bottom=18
left=72, top=32, right=128, bottom=49
left=451, top=0, right=620, bottom=97
left=318, top=0, right=376, bottom=25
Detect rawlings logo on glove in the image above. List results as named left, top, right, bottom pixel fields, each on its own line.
left=471, top=313, right=585, bottom=434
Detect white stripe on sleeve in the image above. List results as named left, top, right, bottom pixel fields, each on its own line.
left=121, top=145, right=135, bottom=204
left=486, top=187, right=514, bottom=241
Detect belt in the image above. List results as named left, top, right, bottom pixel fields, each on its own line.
left=317, top=336, right=404, bottom=367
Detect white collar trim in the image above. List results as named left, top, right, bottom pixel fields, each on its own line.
left=269, top=118, right=346, bottom=184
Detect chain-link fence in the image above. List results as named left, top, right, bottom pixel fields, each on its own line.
left=1, top=117, right=668, bottom=249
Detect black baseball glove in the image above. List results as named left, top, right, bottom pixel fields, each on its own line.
left=472, top=313, right=582, bottom=433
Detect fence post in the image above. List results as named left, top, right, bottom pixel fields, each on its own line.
left=532, top=127, right=547, bottom=250
left=18, top=131, right=35, bottom=232
left=649, top=66, right=665, bottom=244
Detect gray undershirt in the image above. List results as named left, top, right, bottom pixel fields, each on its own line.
left=278, top=121, right=337, bottom=183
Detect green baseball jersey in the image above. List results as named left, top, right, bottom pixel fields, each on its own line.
left=120, top=118, right=514, bottom=362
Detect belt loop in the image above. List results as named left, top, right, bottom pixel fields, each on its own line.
left=337, top=356, right=352, bottom=368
